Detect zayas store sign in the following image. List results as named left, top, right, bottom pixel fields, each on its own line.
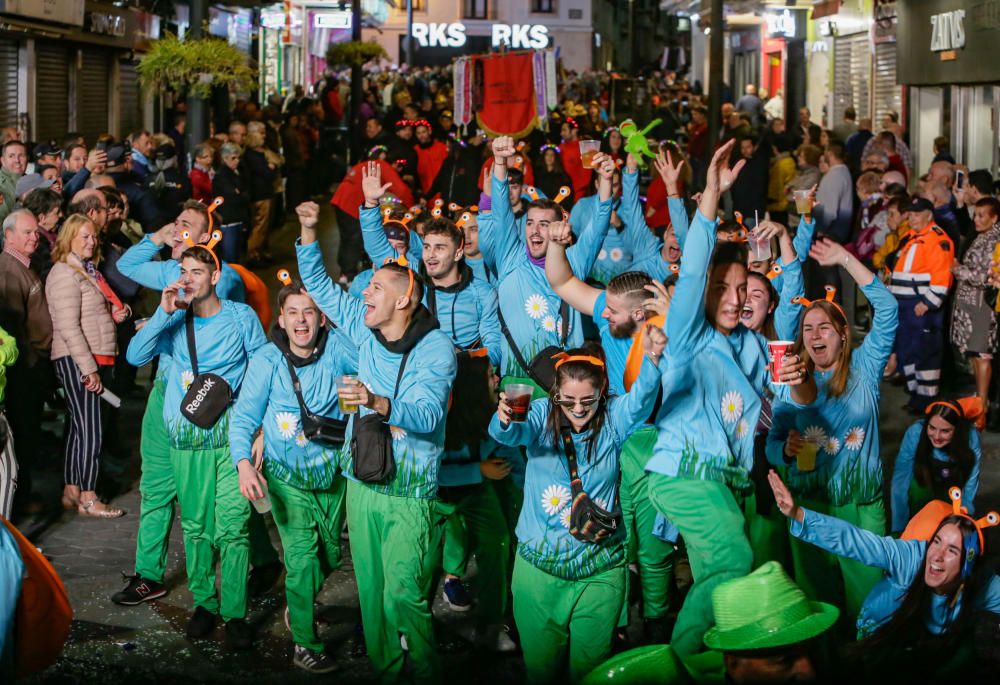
left=411, top=22, right=550, bottom=50
left=929, top=9, right=965, bottom=51
left=897, top=0, right=1000, bottom=85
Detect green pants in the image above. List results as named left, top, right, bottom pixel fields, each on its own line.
left=513, top=555, right=626, bottom=684
left=648, top=475, right=752, bottom=658
left=439, top=483, right=510, bottom=625
left=135, top=382, right=174, bottom=582
left=743, top=490, right=791, bottom=573
left=619, top=428, right=675, bottom=620
left=791, top=498, right=886, bottom=620
left=346, top=479, right=445, bottom=684
left=170, top=445, right=250, bottom=621
left=267, top=471, right=347, bottom=651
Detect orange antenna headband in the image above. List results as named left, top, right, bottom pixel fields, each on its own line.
left=765, top=264, right=783, bottom=281
left=947, top=487, right=999, bottom=552
left=381, top=257, right=414, bottom=299
left=277, top=269, right=293, bottom=286
left=554, top=187, right=571, bottom=205
left=926, top=397, right=985, bottom=422
left=181, top=228, right=222, bottom=271
left=792, top=286, right=845, bottom=318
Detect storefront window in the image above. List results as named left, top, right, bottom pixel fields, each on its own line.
left=955, top=86, right=999, bottom=175
left=911, top=86, right=944, bottom=178
left=463, top=0, right=488, bottom=19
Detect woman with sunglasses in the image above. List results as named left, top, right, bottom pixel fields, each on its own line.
left=489, top=331, right=666, bottom=684
left=765, top=238, right=899, bottom=621
left=769, top=471, right=1000, bottom=678
left=890, top=398, right=982, bottom=535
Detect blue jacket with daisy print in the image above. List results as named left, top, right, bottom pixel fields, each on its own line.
left=481, top=174, right=612, bottom=380
left=624, top=175, right=689, bottom=284
left=296, top=238, right=458, bottom=499
left=569, top=195, right=632, bottom=285
left=889, top=420, right=981, bottom=533
left=228, top=327, right=359, bottom=490
left=765, top=278, right=899, bottom=506
left=355, top=206, right=503, bottom=369
left=791, top=507, right=1000, bottom=638
left=489, top=356, right=662, bottom=580
left=645, top=210, right=799, bottom=490
left=126, top=300, right=267, bottom=450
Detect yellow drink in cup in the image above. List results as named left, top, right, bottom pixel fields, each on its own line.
left=337, top=375, right=359, bottom=414
left=579, top=140, right=601, bottom=169
left=793, top=190, right=812, bottom=219
left=796, top=439, right=819, bottom=472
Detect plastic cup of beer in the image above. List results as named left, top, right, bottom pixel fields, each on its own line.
left=793, top=190, right=812, bottom=219
left=337, top=374, right=360, bottom=414
left=749, top=231, right=772, bottom=262
left=505, top=383, right=535, bottom=423
left=579, top=140, right=601, bottom=169
left=796, top=439, right=819, bottom=472
left=251, top=478, right=272, bottom=514
left=767, top=340, right=795, bottom=384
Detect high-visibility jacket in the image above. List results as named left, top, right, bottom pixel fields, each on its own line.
left=889, top=220, right=954, bottom=309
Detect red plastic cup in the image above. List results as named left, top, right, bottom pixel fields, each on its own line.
left=767, top=340, right=795, bottom=384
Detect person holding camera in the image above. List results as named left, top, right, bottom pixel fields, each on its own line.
left=295, top=200, right=457, bottom=684
left=126, top=240, right=266, bottom=650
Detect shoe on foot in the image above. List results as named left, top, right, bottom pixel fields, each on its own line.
left=293, top=645, right=339, bottom=673
left=247, top=560, right=283, bottom=597
left=111, top=573, right=167, bottom=606
left=225, top=618, right=254, bottom=651
left=186, top=606, right=218, bottom=639
left=442, top=577, right=472, bottom=612
left=475, top=624, right=517, bottom=653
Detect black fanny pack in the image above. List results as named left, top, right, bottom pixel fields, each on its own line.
left=498, top=299, right=570, bottom=391
left=180, top=310, right=232, bottom=429
left=284, top=355, right=347, bottom=448
left=350, top=351, right=409, bottom=483
left=560, top=425, right=619, bottom=544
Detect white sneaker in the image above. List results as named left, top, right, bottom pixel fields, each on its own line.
left=476, top=624, right=517, bottom=653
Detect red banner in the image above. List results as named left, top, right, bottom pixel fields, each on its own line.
left=475, top=52, right=537, bottom=138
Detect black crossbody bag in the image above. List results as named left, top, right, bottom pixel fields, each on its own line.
left=497, top=299, right=570, bottom=391
left=179, top=309, right=232, bottom=429
left=559, top=425, right=620, bottom=544
left=350, top=352, right=409, bottom=483
left=283, top=356, right=348, bottom=448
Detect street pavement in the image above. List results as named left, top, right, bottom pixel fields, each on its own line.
left=20, top=206, right=1000, bottom=683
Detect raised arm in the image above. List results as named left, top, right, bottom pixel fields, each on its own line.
left=126, top=292, right=180, bottom=367
left=890, top=422, right=921, bottom=533
left=117, top=227, right=180, bottom=291
left=358, top=162, right=400, bottom=266
left=621, top=156, right=659, bottom=257
left=545, top=221, right=601, bottom=318
left=652, top=148, right=691, bottom=247
left=567, top=153, right=616, bottom=278
left=489, top=395, right=546, bottom=448
left=755, top=220, right=803, bottom=341
left=483, top=137, right=525, bottom=279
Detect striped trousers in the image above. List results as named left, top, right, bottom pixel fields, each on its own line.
left=0, top=411, right=16, bottom=519
left=54, top=357, right=105, bottom=492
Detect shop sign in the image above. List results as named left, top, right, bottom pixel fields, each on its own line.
left=0, top=0, right=84, bottom=27
left=929, top=10, right=965, bottom=51
left=314, top=11, right=350, bottom=29
left=872, top=0, right=897, bottom=44
left=765, top=9, right=796, bottom=38
left=88, top=12, right=126, bottom=38
left=410, top=22, right=550, bottom=50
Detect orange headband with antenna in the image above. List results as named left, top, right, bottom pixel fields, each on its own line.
left=947, top=487, right=999, bottom=552
left=277, top=269, right=293, bottom=286
left=792, top=286, right=846, bottom=318
left=182, top=228, right=222, bottom=272
left=382, top=257, right=414, bottom=299
left=926, top=397, right=985, bottom=422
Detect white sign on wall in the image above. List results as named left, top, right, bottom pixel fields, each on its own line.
left=930, top=10, right=965, bottom=51
left=411, top=22, right=550, bottom=50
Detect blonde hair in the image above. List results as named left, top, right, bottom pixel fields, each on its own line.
left=856, top=171, right=881, bottom=197
left=792, top=301, right=853, bottom=397
left=245, top=129, right=265, bottom=149
left=52, top=214, right=98, bottom=264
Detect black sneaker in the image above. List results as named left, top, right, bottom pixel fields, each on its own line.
left=186, top=606, right=217, bottom=639
left=442, top=577, right=472, bottom=612
left=225, top=618, right=254, bottom=651
left=247, top=561, right=284, bottom=597
left=293, top=645, right=339, bottom=674
left=111, top=573, right=167, bottom=606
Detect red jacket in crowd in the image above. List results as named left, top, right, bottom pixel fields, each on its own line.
left=331, top=160, right=414, bottom=218
left=415, top=140, right=449, bottom=194
left=189, top=166, right=213, bottom=204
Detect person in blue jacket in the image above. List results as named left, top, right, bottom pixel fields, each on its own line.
left=490, top=326, right=666, bottom=684
left=126, top=241, right=266, bottom=650
left=347, top=205, right=423, bottom=299
left=294, top=200, right=457, bottom=684
left=568, top=167, right=632, bottom=285
left=890, top=398, right=982, bottom=534
left=112, top=200, right=281, bottom=607
left=625, top=151, right=690, bottom=283
left=643, top=139, right=816, bottom=658
left=770, top=470, right=1000, bottom=678
left=483, top=136, right=615, bottom=394
left=229, top=277, right=357, bottom=673
left=766, top=238, right=899, bottom=621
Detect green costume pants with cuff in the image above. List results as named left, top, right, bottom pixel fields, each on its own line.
left=648, top=475, right=753, bottom=658
left=619, top=428, right=675, bottom=620
left=267, top=470, right=347, bottom=651
left=439, top=483, right=510, bottom=625
left=512, top=555, right=626, bottom=684
left=169, top=445, right=250, bottom=621
left=346, top=480, right=446, bottom=684
left=790, top=497, right=886, bottom=621
left=135, top=382, right=277, bottom=582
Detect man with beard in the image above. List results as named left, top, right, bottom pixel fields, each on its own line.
left=230, top=279, right=358, bottom=673
left=413, top=120, right=448, bottom=195
left=0, top=140, right=27, bottom=225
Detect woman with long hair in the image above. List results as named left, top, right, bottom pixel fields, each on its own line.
left=45, top=214, right=129, bottom=517
left=890, top=398, right=982, bottom=534
left=533, top=144, right=573, bottom=205
left=769, top=471, right=1000, bottom=678
left=766, top=238, right=899, bottom=620
left=489, top=333, right=665, bottom=684
left=600, top=127, right=623, bottom=162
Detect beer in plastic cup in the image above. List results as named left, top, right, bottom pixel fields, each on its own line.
left=793, top=189, right=812, bottom=218
left=505, top=383, right=534, bottom=422
left=579, top=140, right=601, bottom=169
left=251, top=478, right=272, bottom=514
left=749, top=232, right=772, bottom=262
left=797, top=439, right=819, bottom=472
left=767, top=340, right=795, bottom=384
left=337, top=374, right=360, bottom=414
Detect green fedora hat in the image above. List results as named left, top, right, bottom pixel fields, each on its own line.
left=703, top=561, right=839, bottom=652
left=581, top=645, right=694, bottom=685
